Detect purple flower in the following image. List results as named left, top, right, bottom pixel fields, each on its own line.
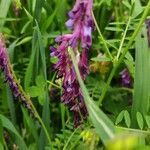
left=50, top=0, right=94, bottom=126
left=0, top=34, right=34, bottom=117
left=120, top=69, right=131, bottom=87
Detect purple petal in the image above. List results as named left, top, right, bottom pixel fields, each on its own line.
left=65, top=19, right=74, bottom=28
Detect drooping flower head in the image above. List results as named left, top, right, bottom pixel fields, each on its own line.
left=50, top=0, right=94, bottom=126
left=0, top=33, right=35, bottom=117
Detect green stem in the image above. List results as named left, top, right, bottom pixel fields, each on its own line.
left=110, top=87, right=133, bottom=93
left=92, top=12, right=113, bottom=60
left=47, top=80, right=61, bottom=89
left=116, top=17, right=131, bottom=60
left=98, top=68, right=116, bottom=106
left=63, top=128, right=79, bottom=150
left=98, top=1, right=150, bottom=106
left=116, top=126, right=150, bottom=134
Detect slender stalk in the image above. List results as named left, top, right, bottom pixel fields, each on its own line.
left=110, top=87, right=133, bottom=93
left=98, top=68, right=116, bottom=106
left=116, top=126, right=150, bottom=134
left=116, top=17, right=131, bottom=60
left=47, top=80, right=61, bottom=89
left=63, top=128, right=79, bottom=150
left=98, top=1, right=150, bottom=106
left=92, top=12, right=113, bottom=60
left=8, top=63, right=52, bottom=146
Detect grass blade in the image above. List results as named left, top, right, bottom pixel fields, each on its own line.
left=131, top=24, right=150, bottom=127
left=0, top=114, right=27, bottom=150
left=0, top=0, right=11, bottom=30
left=69, top=47, right=115, bottom=144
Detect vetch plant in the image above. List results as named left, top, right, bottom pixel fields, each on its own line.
left=0, top=33, right=52, bottom=146
left=1, top=0, right=150, bottom=149
left=0, top=33, right=34, bottom=115
left=50, top=0, right=94, bottom=126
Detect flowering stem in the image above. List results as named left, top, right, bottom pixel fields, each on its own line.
left=98, top=1, right=150, bottom=106
left=0, top=34, right=52, bottom=147
left=7, top=62, right=52, bottom=146
left=92, top=11, right=113, bottom=60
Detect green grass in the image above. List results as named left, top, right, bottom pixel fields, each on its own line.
left=0, top=0, right=150, bottom=149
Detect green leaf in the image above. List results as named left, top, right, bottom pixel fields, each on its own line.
left=23, top=8, right=33, bottom=20
left=36, top=75, right=45, bottom=87
left=33, top=0, right=45, bottom=23
left=91, top=57, right=111, bottom=62
left=0, top=142, right=4, bottom=150
left=22, top=108, right=38, bottom=142
left=132, top=0, right=143, bottom=18
left=122, top=0, right=131, bottom=10
left=131, top=25, right=150, bottom=127
left=69, top=47, right=115, bottom=144
left=21, top=20, right=32, bottom=34
left=38, top=95, right=45, bottom=105
left=136, top=112, right=144, bottom=130
left=50, top=57, right=59, bottom=64
left=115, top=110, right=125, bottom=125
left=34, top=22, right=51, bottom=148
left=0, top=119, right=3, bottom=144
left=145, top=115, right=150, bottom=128
left=27, top=75, right=46, bottom=105
left=24, top=27, right=38, bottom=90
left=105, top=27, right=123, bottom=32
left=41, top=1, right=59, bottom=31
left=0, top=114, right=27, bottom=150
left=124, top=110, right=131, bottom=128
left=16, top=36, right=32, bottom=46
left=0, top=0, right=11, bottom=30
left=8, top=38, right=21, bottom=62
left=27, top=86, right=39, bottom=97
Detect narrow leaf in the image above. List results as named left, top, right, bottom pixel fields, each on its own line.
left=124, top=110, right=131, bottom=128
left=136, top=112, right=144, bottom=130
left=115, top=110, right=125, bottom=125
left=0, top=114, right=27, bottom=150
left=145, top=115, right=150, bottom=128
left=69, top=47, right=115, bottom=144
left=131, top=25, right=150, bottom=127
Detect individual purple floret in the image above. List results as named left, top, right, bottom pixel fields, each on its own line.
left=0, top=34, right=34, bottom=117
left=120, top=69, right=131, bottom=87
left=50, top=0, right=94, bottom=127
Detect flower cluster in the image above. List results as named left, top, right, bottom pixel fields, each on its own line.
left=0, top=34, right=34, bottom=117
left=50, top=0, right=94, bottom=126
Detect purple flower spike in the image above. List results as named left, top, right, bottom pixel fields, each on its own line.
left=0, top=34, right=35, bottom=117
left=50, top=0, right=94, bottom=127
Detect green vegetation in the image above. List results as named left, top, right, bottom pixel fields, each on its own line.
left=0, top=0, right=150, bottom=149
